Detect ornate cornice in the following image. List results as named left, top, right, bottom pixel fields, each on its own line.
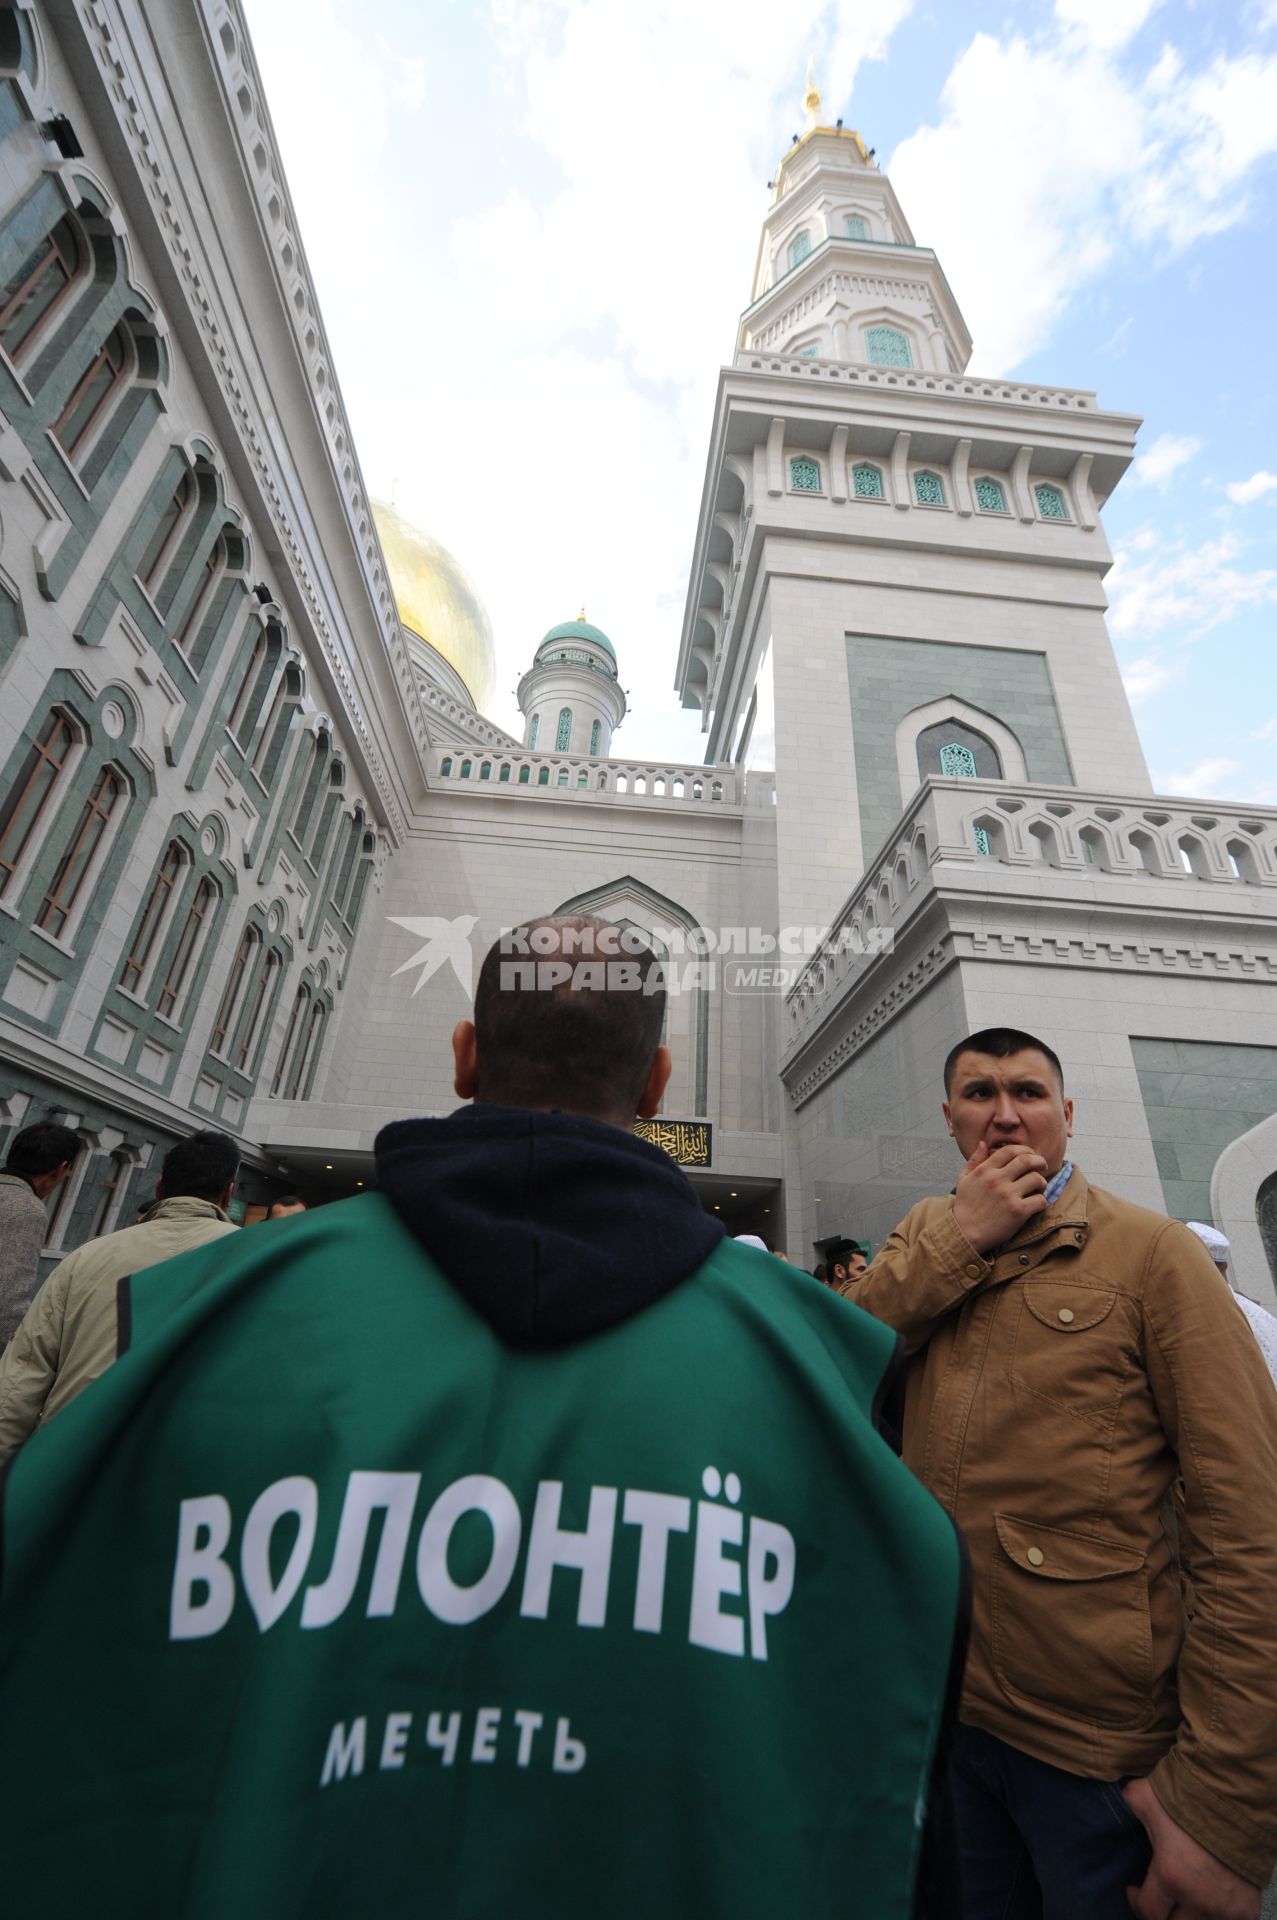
left=79, top=0, right=421, bottom=840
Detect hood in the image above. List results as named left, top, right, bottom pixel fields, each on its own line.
left=375, top=1104, right=724, bottom=1347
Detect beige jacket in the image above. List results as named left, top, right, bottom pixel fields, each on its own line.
left=0, top=1197, right=236, bottom=1461
left=842, top=1169, right=1277, bottom=1885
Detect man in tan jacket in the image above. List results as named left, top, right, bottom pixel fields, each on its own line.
left=0, top=1129, right=239, bottom=1461
left=841, top=1026, right=1277, bottom=1920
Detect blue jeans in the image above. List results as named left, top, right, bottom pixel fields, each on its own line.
left=950, top=1724, right=1153, bottom=1920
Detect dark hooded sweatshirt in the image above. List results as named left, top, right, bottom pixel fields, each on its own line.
left=0, top=1104, right=966, bottom=1919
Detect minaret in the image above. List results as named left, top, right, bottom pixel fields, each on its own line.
left=676, top=72, right=1146, bottom=943
left=517, top=613, right=627, bottom=758
left=738, top=81, right=970, bottom=374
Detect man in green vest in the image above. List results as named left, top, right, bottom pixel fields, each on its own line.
left=0, top=915, right=965, bottom=1919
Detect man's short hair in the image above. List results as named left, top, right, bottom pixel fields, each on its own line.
left=5, top=1121, right=81, bottom=1179
left=160, top=1131, right=239, bottom=1203
left=943, top=1027, right=1065, bottom=1095
left=825, top=1237, right=862, bottom=1267
left=473, top=915, right=666, bottom=1117
left=267, top=1195, right=305, bottom=1216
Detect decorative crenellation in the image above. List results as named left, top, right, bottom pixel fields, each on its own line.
left=752, top=269, right=937, bottom=349
left=429, top=748, right=739, bottom=806
left=782, top=777, right=1277, bottom=1062
left=80, top=0, right=426, bottom=839
left=416, top=679, right=520, bottom=751
left=738, top=351, right=1096, bottom=409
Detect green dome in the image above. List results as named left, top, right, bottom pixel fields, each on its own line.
left=540, top=618, right=616, bottom=662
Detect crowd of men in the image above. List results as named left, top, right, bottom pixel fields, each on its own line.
left=0, top=914, right=1273, bottom=1920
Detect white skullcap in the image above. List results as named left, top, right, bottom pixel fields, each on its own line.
left=733, top=1233, right=769, bottom=1252
left=1187, top=1221, right=1230, bottom=1264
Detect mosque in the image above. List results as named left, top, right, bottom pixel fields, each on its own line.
left=0, top=1, right=1274, bottom=1293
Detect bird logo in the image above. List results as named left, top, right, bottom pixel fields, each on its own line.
left=388, top=915, right=479, bottom=997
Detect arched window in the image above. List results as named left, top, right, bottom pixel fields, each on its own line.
left=537, top=766, right=549, bottom=785
left=528, top=712, right=539, bottom=750
left=498, top=764, right=511, bottom=782
left=1035, top=483, right=1068, bottom=520
left=479, top=761, right=491, bottom=780
left=174, top=532, right=229, bottom=664
left=272, top=981, right=310, bottom=1097
left=227, top=630, right=269, bottom=745
left=797, top=344, right=819, bottom=359
left=153, top=871, right=218, bottom=1021
left=236, top=945, right=282, bottom=1072
left=210, top=924, right=258, bottom=1058
left=518, top=765, right=530, bottom=784
left=939, top=742, right=979, bottom=778
left=120, top=838, right=187, bottom=992
left=788, top=230, right=811, bottom=271
left=590, top=719, right=601, bottom=756
left=290, top=994, right=327, bottom=1100
left=0, top=212, right=83, bottom=363
left=865, top=325, right=912, bottom=368
left=0, top=711, right=77, bottom=898
left=459, top=759, right=472, bottom=779
left=36, top=765, right=124, bottom=938
left=913, top=470, right=945, bottom=506
left=290, top=732, right=331, bottom=847
left=789, top=457, right=821, bottom=492
left=440, top=756, right=452, bottom=776
left=250, top=657, right=300, bottom=783
left=845, top=215, right=868, bottom=240
left=52, top=319, right=130, bottom=462
left=87, top=1148, right=132, bottom=1241
left=556, top=708, right=572, bottom=751
left=852, top=463, right=885, bottom=500
left=974, top=476, right=1008, bottom=513
left=136, top=472, right=196, bottom=595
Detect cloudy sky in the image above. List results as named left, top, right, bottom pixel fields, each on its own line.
left=241, top=0, right=1277, bottom=802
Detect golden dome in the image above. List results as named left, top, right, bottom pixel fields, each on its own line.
left=373, top=500, right=496, bottom=712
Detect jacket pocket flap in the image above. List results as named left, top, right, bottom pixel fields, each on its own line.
left=994, top=1515, right=1146, bottom=1582
left=1023, top=1286, right=1115, bottom=1333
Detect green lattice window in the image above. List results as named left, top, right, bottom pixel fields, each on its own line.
left=528, top=712, right=539, bottom=749
left=974, top=477, right=1008, bottom=513
left=556, top=707, right=572, bottom=751
left=846, top=216, right=868, bottom=240
left=865, top=325, right=912, bottom=368
left=974, top=828, right=992, bottom=856
left=852, top=464, right=885, bottom=500
left=798, top=345, right=819, bottom=358
left=498, top=764, right=511, bottom=782
left=538, top=766, right=549, bottom=785
left=440, top=757, right=452, bottom=776
left=914, top=470, right=945, bottom=506
left=459, top=760, right=471, bottom=779
left=939, top=742, right=978, bottom=778
left=789, top=457, right=821, bottom=492
left=479, top=762, right=491, bottom=780
left=518, top=766, right=530, bottom=783
left=1035, top=484, right=1068, bottom=520
left=590, top=719, right=600, bottom=755
left=788, top=230, right=812, bottom=271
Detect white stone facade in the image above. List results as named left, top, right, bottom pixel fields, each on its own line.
left=0, top=9, right=1273, bottom=1299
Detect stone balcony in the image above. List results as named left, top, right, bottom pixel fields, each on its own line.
left=735, top=350, right=1097, bottom=411
left=781, top=779, right=1277, bottom=1101
left=427, top=747, right=740, bottom=807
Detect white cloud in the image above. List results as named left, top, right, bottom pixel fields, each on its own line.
left=889, top=30, right=1277, bottom=370
left=1130, top=432, right=1200, bottom=489
left=1054, top=0, right=1160, bottom=52
left=1226, top=470, right=1277, bottom=505
left=1106, top=534, right=1277, bottom=639
left=1120, top=654, right=1184, bottom=703
left=1250, top=715, right=1277, bottom=741
left=1154, top=756, right=1243, bottom=798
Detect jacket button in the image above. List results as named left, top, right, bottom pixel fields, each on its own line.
left=1074, top=1232, right=1085, bottom=1244
left=1027, top=1547, right=1045, bottom=1567
left=965, top=1263, right=982, bottom=1279
left=1057, top=1307, right=1075, bottom=1324
left=1018, top=1253, right=1030, bottom=1266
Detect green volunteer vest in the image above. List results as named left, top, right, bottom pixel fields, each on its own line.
left=0, top=1194, right=962, bottom=1918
